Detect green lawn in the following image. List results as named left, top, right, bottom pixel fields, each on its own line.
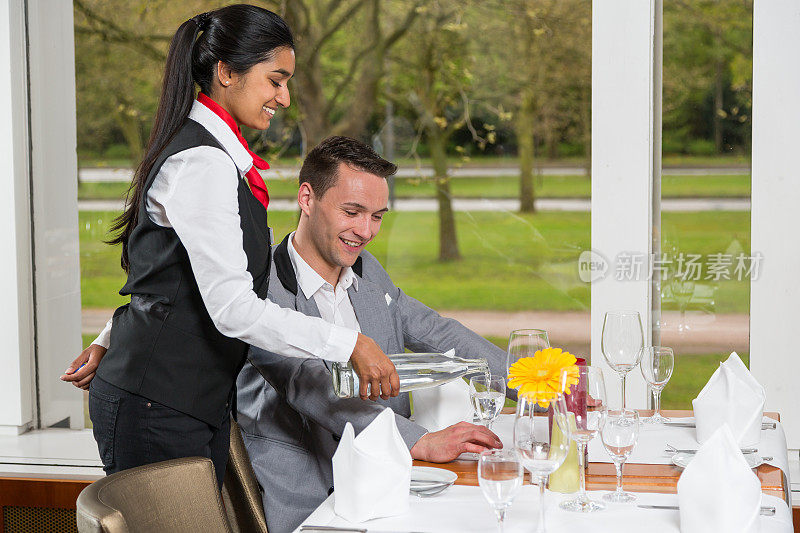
left=78, top=173, right=751, bottom=201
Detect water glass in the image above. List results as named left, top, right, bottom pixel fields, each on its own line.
left=514, top=394, right=571, bottom=533
left=601, top=409, right=640, bottom=502
left=559, top=365, right=607, bottom=513
left=640, top=346, right=674, bottom=424
left=507, top=329, right=550, bottom=375
left=601, top=311, right=644, bottom=409
left=470, top=375, right=506, bottom=430
left=478, top=449, right=524, bottom=533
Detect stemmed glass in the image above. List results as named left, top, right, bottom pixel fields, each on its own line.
left=601, top=409, right=640, bottom=503
left=507, top=329, right=550, bottom=375
left=640, top=346, right=674, bottom=424
left=559, top=365, right=607, bottom=513
left=514, top=394, right=571, bottom=533
left=478, top=449, right=524, bottom=533
left=601, top=311, right=644, bottom=409
left=470, top=375, right=506, bottom=430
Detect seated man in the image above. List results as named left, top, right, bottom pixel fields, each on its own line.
left=239, top=136, right=511, bottom=532
left=66, top=136, right=513, bottom=533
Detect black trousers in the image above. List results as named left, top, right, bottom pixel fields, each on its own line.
left=88, top=376, right=230, bottom=488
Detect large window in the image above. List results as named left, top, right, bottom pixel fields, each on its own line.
left=658, top=0, right=753, bottom=409
left=73, top=1, right=764, bottom=424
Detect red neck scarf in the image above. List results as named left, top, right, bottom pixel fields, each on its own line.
left=197, top=93, right=270, bottom=210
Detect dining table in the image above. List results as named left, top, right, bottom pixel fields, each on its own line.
left=413, top=409, right=787, bottom=501
left=295, top=408, right=793, bottom=532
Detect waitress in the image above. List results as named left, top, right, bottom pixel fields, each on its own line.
left=68, top=5, right=398, bottom=487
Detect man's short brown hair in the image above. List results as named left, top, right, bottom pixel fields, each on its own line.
left=299, top=136, right=397, bottom=198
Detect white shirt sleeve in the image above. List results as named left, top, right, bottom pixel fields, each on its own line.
left=92, top=318, right=113, bottom=349
left=143, top=146, right=356, bottom=362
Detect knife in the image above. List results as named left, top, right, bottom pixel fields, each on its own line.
left=637, top=504, right=776, bottom=516
left=665, top=421, right=776, bottom=430
left=300, top=527, right=367, bottom=532
left=300, top=527, right=428, bottom=533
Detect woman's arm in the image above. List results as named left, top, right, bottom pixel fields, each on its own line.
left=154, top=147, right=359, bottom=361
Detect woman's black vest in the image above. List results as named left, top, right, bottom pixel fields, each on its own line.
left=96, top=119, right=271, bottom=427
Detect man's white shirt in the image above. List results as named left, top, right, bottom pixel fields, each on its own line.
left=91, top=100, right=357, bottom=362
left=287, top=231, right=361, bottom=333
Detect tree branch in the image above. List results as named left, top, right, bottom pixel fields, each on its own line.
left=74, top=0, right=168, bottom=62
left=383, top=0, right=424, bottom=50
left=310, top=0, right=370, bottom=58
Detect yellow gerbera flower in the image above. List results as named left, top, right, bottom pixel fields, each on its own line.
left=508, top=347, right=580, bottom=408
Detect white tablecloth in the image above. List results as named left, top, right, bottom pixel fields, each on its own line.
left=296, top=485, right=793, bottom=533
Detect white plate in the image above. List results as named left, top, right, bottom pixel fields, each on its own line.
left=671, top=451, right=764, bottom=469
left=410, top=466, right=458, bottom=489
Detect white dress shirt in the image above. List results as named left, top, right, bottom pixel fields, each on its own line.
left=287, top=232, right=361, bottom=333
left=91, top=100, right=357, bottom=362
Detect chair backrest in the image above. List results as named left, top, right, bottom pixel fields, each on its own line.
left=221, top=417, right=269, bottom=533
left=76, top=457, right=232, bottom=533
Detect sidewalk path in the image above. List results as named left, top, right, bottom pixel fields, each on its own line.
left=82, top=307, right=748, bottom=355
left=78, top=165, right=749, bottom=182
left=79, top=197, right=750, bottom=213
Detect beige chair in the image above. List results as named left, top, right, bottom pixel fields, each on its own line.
left=76, top=457, right=232, bottom=533
left=221, top=417, right=269, bottom=532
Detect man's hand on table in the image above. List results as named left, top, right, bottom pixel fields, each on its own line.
left=349, top=333, right=400, bottom=401
left=410, top=421, right=502, bottom=462
left=60, top=344, right=107, bottom=390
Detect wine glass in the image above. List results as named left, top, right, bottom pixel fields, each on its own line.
left=559, top=365, right=607, bottom=513
left=601, top=311, right=644, bottom=409
left=470, top=375, right=506, bottom=430
left=601, top=409, right=640, bottom=503
left=514, top=393, right=571, bottom=533
left=507, top=329, right=550, bottom=376
left=640, top=346, right=674, bottom=424
left=478, top=449, right=524, bottom=533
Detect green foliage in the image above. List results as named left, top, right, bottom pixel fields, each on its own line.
left=74, top=1, right=754, bottom=164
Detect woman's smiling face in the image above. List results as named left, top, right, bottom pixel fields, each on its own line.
left=217, top=46, right=295, bottom=130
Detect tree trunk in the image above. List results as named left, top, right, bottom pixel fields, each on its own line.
left=517, top=90, right=536, bottom=213
left=113, top=102, right=143, bottom=164
left=430, top=133, right=460, bottom=261
left=582, top=82, right=591, bottom=179
left=713, top=59, right=724, bottom=153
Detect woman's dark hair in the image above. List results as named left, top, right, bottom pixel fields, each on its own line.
left=299, top=136, right=398, bottom=198
left=109, top=4, right=294, bottom=271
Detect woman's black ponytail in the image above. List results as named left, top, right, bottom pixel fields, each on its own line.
left=109, top=5, right=294, bottom=272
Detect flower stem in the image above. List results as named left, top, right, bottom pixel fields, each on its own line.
left=577, top=442, right=587, bottom=501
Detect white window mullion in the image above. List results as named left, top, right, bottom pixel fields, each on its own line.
left=591, top=0, right=660, bottom=409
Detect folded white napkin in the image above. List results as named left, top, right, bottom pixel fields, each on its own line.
left=410, top=350, right=474, bottom=432
left=677, top=424, right=762, bottom=533
left=692, top=352, right=766, bottom=447
left=332, top=407, right=412, bottom=522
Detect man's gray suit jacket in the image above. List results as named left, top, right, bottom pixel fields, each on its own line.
left=236, top=234, right=509, bottom=533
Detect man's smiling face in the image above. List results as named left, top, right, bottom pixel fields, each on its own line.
left=303, top=162, right=389, bottom=273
